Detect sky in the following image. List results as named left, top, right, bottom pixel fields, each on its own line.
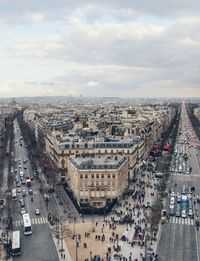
left=0, top=0, right=200, bottom=98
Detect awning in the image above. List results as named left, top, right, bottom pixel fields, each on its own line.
left=163, top=145, right=171, bottom=150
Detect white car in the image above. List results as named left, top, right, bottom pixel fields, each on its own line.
left=181, top=209, right=187, bottom=218
left=171, top=191, right=175, bottom=197
left=170, top=197, right=175, bottom=205
left=20, top=208, right=26, bottom=215
left=35, top=209, right=40, bottom=215
left=188, top=208, right=194, bottom=218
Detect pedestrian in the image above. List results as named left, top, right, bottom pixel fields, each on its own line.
left=63, top=254, right=65, bottom=259
left=61, top=253, right=63, bottom=258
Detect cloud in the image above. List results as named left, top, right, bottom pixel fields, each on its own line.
left=0, top=1, right=200, bottom=97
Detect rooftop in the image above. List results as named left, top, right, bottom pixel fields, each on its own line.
left=69, top=155, right=128, bottom=170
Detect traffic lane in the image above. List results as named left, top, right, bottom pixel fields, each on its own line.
left=158, top=223, right=198, bottom=261
left=26, top=188, right=48, bottom=220
left=14, top=224, right=59, bottom=261
left=157, top=223, right=175, bottom=260
left=182, top=225, right=198, bottom=261
left=169, top=175, right=194, bottom=192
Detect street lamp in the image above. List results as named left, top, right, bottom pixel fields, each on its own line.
left=75, top=234, right=78, bottom=261
left=73, top=217, right=76, bottom=235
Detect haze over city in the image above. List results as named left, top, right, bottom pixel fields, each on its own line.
left=0, top=0, right=200, bottom=98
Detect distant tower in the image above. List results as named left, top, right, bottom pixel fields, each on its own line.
left=11, top=98, right=17, bottom=106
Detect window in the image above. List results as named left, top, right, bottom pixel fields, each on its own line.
left=101, top=174, right=104, bottom=178
left=91, top=174, right=94, bottom=178
left=85, top=174, right=88, bottom=179
left=80, top=174, right=83, bottom=179
left=112, top=174, right=115, bottom=178
left=108, top=174, right=110, bottom=178
left=96, top=174, right=99, bottom=178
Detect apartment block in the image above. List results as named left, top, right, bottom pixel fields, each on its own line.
left=67, top=155, right=128, bottom=209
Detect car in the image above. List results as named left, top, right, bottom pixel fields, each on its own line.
left=181, top=208, right=187, bottom=218
left=20, top=200, right=25, bottom=208
left=171, top=191, right=175, bottom=197
left=170, top=197, right=175, bottom=205
left=188, top=208, right=194, bottom=219
left=169, top=207, right=175, bottom=216
left=35, top=209, right=40, bottom=215
left=21, top=179, right=26, bottom=185
left=22, top=190, right=27, bottom=197
left=28, top=189, right=33, bottom=195
left=19, top=196, right=23, bottom=203
left=20, top=208, right=26, bottom=215
left=17, top=188, right=21, bottom=193
left=175, top=206, right=181, bottom=217
left=176, top=193, right=181, bottom=203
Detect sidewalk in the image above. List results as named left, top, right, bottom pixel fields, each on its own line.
left=107, top=172, right=159, bottom=260
left=50, top=223, right=72, bottom=261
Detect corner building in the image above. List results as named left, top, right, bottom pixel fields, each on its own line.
left=67, top=155, right=128, bottom=210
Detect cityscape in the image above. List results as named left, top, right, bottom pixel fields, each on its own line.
left=0, top=98, right=200, bottom=261
left=0, top=1, right=200, bottom=261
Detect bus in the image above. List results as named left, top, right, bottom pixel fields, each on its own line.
left=22, top=213, right=32, bottom=235
left=11, top=230, right=21, bottom=256
left=12, top=189, right=17, bottom=200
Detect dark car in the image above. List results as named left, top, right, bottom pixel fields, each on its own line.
left=175, top=205, right=181, bottom=217
left=28, top=189, right=33, bottom=195
left=169, top=207, right=175, bottom=216
left=20, top=200, right=25, bottom=208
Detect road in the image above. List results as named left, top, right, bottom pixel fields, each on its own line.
left=11, top=120, right=59, bottom=261
left=157, top=103, right=200, bottom=261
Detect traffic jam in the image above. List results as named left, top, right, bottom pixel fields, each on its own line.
left=161, top=103, right=200, bottom=227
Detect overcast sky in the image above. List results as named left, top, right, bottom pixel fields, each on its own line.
left=0, top=0, right=200, bottom=98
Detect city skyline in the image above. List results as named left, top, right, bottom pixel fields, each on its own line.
left=0, top=1, right=200, bottom=97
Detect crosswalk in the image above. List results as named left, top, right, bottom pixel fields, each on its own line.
left=14, top=217, right=48, bottom=227
left=171, top=173, right=200, bottom=177
left=169, top=216, right=194, bottom=225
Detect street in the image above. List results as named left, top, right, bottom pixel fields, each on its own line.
left=157, top=103, right=200, bottom=261
left=11, top=120, right=59, bottom=261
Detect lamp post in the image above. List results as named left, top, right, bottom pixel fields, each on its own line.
left=73, top=217, right=76, bottom=235
left=75, top=234, right=78, bottom=261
